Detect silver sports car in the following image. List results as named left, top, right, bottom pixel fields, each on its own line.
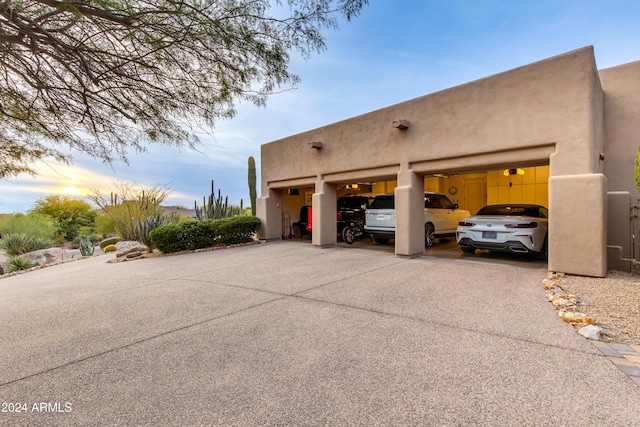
left=456, top=204, right=548, bottom=259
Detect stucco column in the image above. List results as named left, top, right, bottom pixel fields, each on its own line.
left=312, top=177, right=337, bottom=248
left=548, top=174, right=607, bottom=277
left=395, top=164, right=424, bottom=258
left=256, top=187, right=282, bottom=240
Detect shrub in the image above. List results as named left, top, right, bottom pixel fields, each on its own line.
left=215, top=216, right=262, bottom=245
left=103, top=244, right=117, bottom=253
left=137, top=213, right=181, bottom=253
left=94, top=212, right=116, bottom=236
left=6, top=255, right=38, bottom=273
left=0, top=233, right=54, bottom=256
left=150, top=216, right=260, bottom=254
left=87, top=181, right=171, bottom=241
left=150, top=220, right=216, bottom=253
left=0, top=213, right=59, bottom=241
left=30, top=195, right=97, bottom=241
left=99, top=237, right=121, bottom=250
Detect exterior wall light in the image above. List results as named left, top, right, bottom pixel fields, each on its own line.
left=504, top=168, right=525, bottom=176
left=392, top=119, right=409, bottom=130
left=308, top=141, right=323, bottom=149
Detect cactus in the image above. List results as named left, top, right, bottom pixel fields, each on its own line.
left=137, top=213, right=179, bottom=252
left=248, top=156, right=257, bottom=216
left=194, top=181, right=233, bottom=220
left=103, top=244, right=117, bottom=253
left=99, top=236, right=120, bottom=250
left=79, top=237, right=95, bottom=257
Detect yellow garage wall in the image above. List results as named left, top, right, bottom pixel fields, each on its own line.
left=486, top=166, right=549, bottom=207
left=282, top=166, right=549, bottom=225
left=372, top=181, right=397, bottom=193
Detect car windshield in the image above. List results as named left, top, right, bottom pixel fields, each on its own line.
left=369, top=195, right=394, bottom=209
left=477, top=205, right=547, bottom=218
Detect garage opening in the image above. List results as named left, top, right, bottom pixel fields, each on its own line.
left=278, top=165, right=549, bottom=265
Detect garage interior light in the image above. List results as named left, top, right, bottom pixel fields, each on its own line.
left=504, top=168, right=525, bottom=176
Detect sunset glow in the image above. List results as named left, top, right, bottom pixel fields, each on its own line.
left=62, top=187, right=82, bottom=196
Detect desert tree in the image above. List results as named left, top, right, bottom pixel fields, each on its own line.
left=87, top=180, right=171, bottom=240
left=0, top=0, right=368, bottom=177
left=31, top=195, right=97, bottom=240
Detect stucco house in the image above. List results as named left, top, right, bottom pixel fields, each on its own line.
left=257, top=46, right=640, bottom=278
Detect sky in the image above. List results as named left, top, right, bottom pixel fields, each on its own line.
left=2, top=0, right=640, bottom=213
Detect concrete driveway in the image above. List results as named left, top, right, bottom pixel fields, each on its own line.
left=0, top=241, right=638, bottom=426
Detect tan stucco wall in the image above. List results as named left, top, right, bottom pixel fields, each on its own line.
left=261, top=47, right=600, bottom=189
left=600, top=61, right=640, bottom=196
left=548, top=174, right=607, bottom=277
left=599, top=61, right=640, bottom=269
left=258, top=46, right=609, bottom=276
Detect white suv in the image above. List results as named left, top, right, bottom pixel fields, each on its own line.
left=364, top=193, right=471, bottom=247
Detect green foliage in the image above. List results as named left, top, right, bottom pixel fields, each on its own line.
left=215, top=216, right=262, bottom=246
left=103, top=244, right=117, bottom=253
left=136, top=213, right=180, bottom=253
left=0, top=212, right=59, bottom=241
left=195, top=181, right=235, bottom=220
left=31, top=195, right=97, bottom=241
left=248, top=156, right=257, bottom=216
left=6, top=255, right=38, bottom=273
left=635, top=144, right=640, bottom=192
left=94, top=212, right=116, bottom=236
left=150, top=216, right=261, bottom=254
left=87, top=181, right=171, bottom=241
left=99, top=237, right=121, bottom=250
left=79, top=238, right=95, bottom=257
left=0, top=233, right=54, bottom=256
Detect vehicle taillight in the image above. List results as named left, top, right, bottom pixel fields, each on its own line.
left=337, top=212, right=343, bottom=221
left=458, top=221, right=475, bottom=227
left=505, top=222, right=538, bottom=228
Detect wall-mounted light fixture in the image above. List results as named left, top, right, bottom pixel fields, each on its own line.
left=503, top=168, right=525, bottom=176
left=308, top=141, right=323, bottom=149
left=392, top=119, right=409, bottom=130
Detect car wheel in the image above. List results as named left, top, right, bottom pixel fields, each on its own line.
left=341, top=226, right=355, bottom=245
left=425, top=223, right=435, bottom=247
left=373, top=236, right=390, bottom=244
left=535, top=237, right=548, bottom=260
left=461, top=246, right=475, bottom=254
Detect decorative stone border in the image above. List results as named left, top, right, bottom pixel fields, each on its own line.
left=544, top=272, right=602, bottom=340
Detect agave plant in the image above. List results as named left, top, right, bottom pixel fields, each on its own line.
left=6, top=255, right=38, bottom=273
left=137, top=213, right=180, bottom=252
left=79, top=237, right=95, bottom=257
left=0, top=233, right=54, bottom=256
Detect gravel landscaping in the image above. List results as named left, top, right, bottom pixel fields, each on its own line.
left=557, top=270, right=640, bottom=345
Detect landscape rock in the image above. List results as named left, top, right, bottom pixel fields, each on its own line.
left=115, top=241, right=146, bottom=251
left=578, top=325, right=602, bottom=340
left=558, top=310, right=596, bottom=325
left=115, top=241, right=148, bottom=258
left=23, top=248, right=67, bottom=266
